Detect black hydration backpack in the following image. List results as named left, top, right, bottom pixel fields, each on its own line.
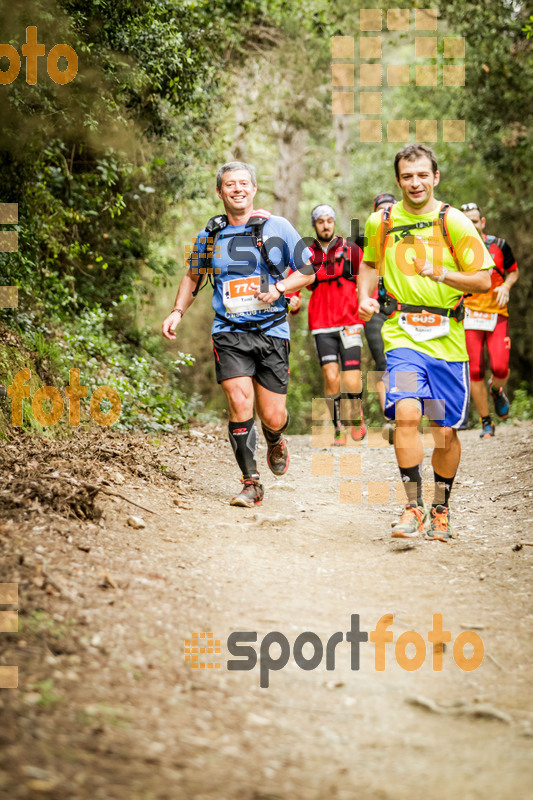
left=192, top=209, right=289, bottom=333
left=377, top=203, right=466, bottom=322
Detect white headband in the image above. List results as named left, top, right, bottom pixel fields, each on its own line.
left=311, top=205, right=336, bottom=224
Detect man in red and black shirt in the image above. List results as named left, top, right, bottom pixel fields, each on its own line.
left=307, top=204, right=365, bottom=443
left=461, top=203, right=519, bottom=438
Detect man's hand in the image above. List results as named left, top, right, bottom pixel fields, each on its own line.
left=254, top=283, right=281, bottom=304
left=288, top=294, right=302, bottom=313
left=494, top=284, right=510, bottom=307
left=358, top=297, right=380, bottom=321
left=415, top=260, right=448, bottom=283
left=162, top=310, right=183, bottom=340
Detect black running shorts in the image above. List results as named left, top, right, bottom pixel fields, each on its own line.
left=314, top=331, right=361, bottom=371
left=212, top=331, right=290, bottom=395
left=364, top=312, right=387, bottom=372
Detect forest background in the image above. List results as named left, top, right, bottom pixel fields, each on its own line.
left=1, top=0, right=532, bottom=435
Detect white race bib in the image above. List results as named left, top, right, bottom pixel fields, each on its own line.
left=398, top=312, right=450, bottom=342
left=463, top=308, right=498, bottom=332
left=340, top=324, right=364, bottom=349
left=223, top=277, right=270, bottom=314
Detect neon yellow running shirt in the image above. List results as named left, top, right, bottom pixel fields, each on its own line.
left=363, top=201, right=494, bottom=361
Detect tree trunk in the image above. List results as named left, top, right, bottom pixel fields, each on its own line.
left=272, top=126, right=306, bottom=226
left=333, top=114, right=351, bottom=233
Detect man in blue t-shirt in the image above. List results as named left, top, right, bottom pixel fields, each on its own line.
left=162, top=161, right=314, bottom=507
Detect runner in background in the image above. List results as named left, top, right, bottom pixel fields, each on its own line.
left=460, top=202, right=519, bottom=438
left=305, top=204, right=366, bottom=444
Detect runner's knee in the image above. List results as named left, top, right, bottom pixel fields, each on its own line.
left=322, top=364, right=340, bottom=396
left=491, top=365, right=509, bottom=381
left=341, top=370, right=362, bottom=394
left=432, top=425, right=456, bottom=450
left=262, top=408, right=288, bottom=432
left=224, top=385, right=253, bottom=419
left=395, top=399, right=422, bottom=427
left=469, top=362, right=485, bottom=381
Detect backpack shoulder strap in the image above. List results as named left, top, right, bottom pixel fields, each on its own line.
left=191, top=215, right=228, bottom=297
left=437, top=203, right=460, bottom=267
left=246, top=210, right=284, bottom=280
left=378, top=206, right=393, bottom=273
left=483, top=234, right=506, bottom=278
left=247, top=209, right=271, bottom=224
left=205, top=214, right=228, bottom=234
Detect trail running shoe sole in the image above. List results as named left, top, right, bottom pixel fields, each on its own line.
left=391, top=505, right=428, bottom=538
left=229, top=480, right=264, bottom=507
left=350, top=422, right=367, bottom=441
left=480, top=422, right=495, bottom=438
left=266, top=438, right=290, bottom=476
left=332, top=428, right=347, bottom=446
left=426, top=505, right=456, bottom=541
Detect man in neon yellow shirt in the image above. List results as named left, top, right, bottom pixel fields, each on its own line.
left=358, top=145, right=492, bottom=541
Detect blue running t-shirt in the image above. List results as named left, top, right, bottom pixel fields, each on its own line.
left=188, top=215, right=312, bottom=340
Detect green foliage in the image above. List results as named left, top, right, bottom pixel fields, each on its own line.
left=2, top=0, right=329, bottom=431
left=28, top=679, right=62, bottom=708
left=510, top=383, right=533, bottom=420
left=3, top=0, right=533, bottom=433
left=17, top=299, right=195, bottom=432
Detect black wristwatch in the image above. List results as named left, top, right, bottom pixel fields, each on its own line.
left=275, top=281, right=287, bottom=295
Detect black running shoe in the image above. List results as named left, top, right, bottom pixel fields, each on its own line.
left=489, top=379, right=510, bottom=419
left=266, top=437, right=290, bottom=476
left=230, top=476, right=264, bottom=507
left=480, top=420, right=495, bottom=438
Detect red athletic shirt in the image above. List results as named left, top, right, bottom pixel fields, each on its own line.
left=306, top=237, right=363, bottom=331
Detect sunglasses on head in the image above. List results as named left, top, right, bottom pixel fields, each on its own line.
left=460, top=203, right=480, bottom=212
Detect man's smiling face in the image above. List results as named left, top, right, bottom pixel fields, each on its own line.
left=396, top=155, right=439, bottom=211
left=216, top=169, right=257, bottom=216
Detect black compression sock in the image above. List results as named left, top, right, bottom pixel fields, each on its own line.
left=228, top=419, right=258, bottom=478
left=262, top=412, right=289, bottom=445
left=325, top=394, right=342, bottom=429
left=399, top=464, right=423, bottom=507
left=433, top=471, right=455, bottom=508
left=343, top=391, right=363, bottom=423
left=481, top=414, right=492, bottom=426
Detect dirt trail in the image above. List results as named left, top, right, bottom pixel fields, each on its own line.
left=1, top=421, right=533, bottom=799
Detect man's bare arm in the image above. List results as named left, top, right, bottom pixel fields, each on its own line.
left=162, top=270, right=201, bottom=340
left=357, top=261, right=380, bottom=321
left=417, top=263, right=491, bottom=294
left=255, top=261, right=316, bottom=304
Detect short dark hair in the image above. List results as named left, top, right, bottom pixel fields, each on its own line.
left=394, top=145, right=438, bottom=179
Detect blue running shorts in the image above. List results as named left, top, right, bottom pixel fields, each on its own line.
left=384, top=348, right=470, bottom=429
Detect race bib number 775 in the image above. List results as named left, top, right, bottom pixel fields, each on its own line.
left=223, top=277, right=270, bottom=314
